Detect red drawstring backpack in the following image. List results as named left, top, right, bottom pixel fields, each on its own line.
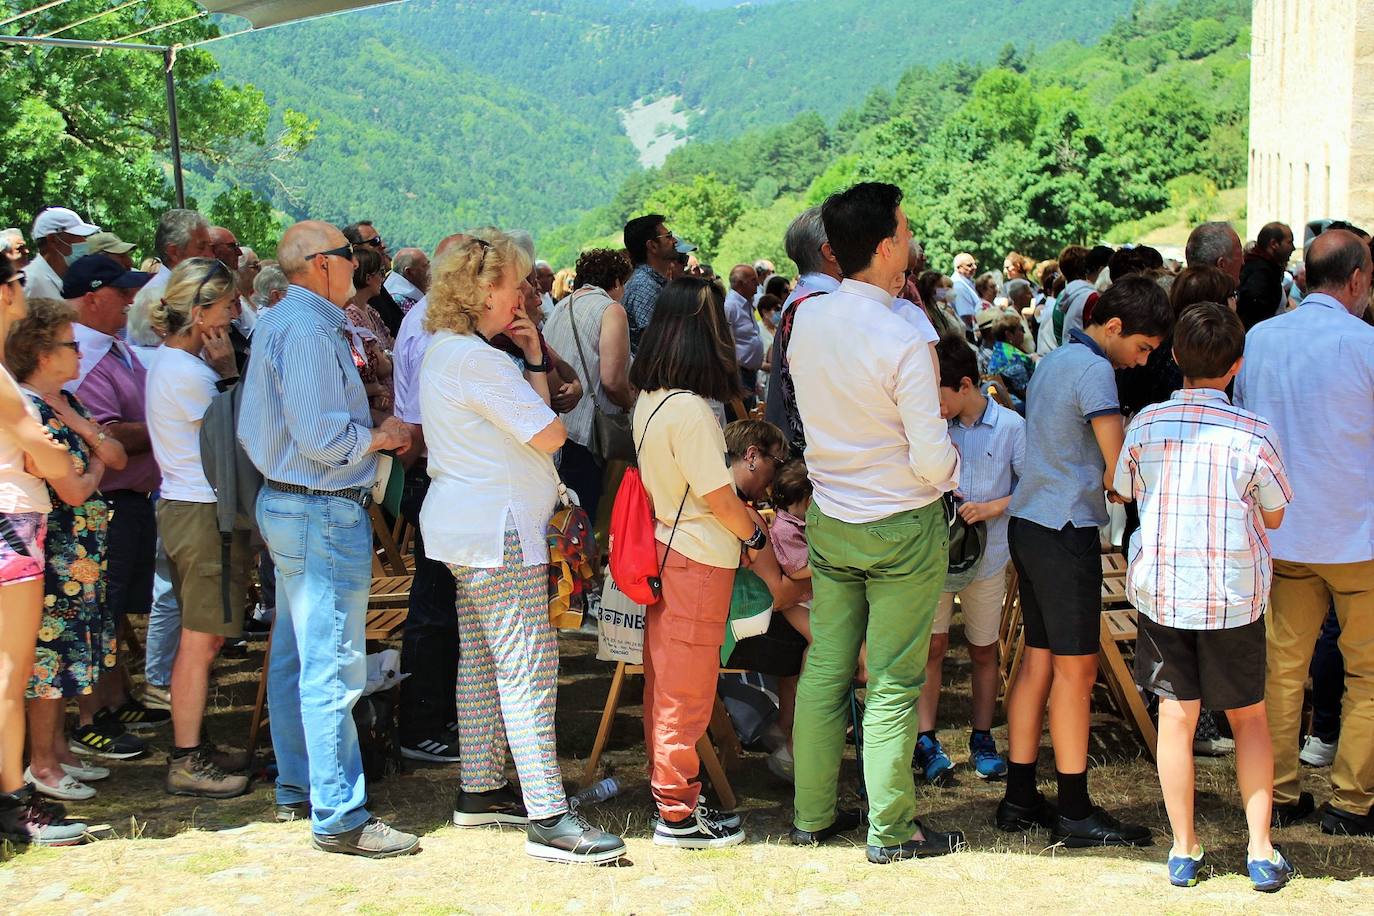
left=609, top=392, right=690, bottom=605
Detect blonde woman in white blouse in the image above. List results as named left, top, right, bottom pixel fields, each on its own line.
left=419, top=230, right=626, bottom=865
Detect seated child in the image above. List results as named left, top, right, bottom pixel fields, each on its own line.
left=916, top=338, right=1024, bottom=785
left=1113, top=303, right=1293, bottom=891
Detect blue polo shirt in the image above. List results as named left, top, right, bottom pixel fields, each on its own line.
left=1009, top=329, right=1119, bottom=529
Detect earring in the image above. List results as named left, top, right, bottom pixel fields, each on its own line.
left=748, top=460, right=756, bottom=472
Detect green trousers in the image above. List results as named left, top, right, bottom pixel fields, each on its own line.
left=792, top=500, right=947, bottom=847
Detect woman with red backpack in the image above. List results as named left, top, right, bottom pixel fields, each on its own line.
left=629, top=277, right=784, bottom=850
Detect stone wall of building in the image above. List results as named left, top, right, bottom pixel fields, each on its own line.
left=1248, top=0, right=1374, bottom=241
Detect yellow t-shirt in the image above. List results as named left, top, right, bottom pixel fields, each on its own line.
left=632, top=389, right=739, bottom=569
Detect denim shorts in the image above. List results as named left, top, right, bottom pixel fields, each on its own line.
left=0, top=512, right=46, bottom=586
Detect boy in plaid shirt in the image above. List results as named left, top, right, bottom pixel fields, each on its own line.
left=1113, top=303, right=1294, bottom=892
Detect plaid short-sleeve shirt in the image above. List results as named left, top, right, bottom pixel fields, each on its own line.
left=1112, top=388, right=1292, bottom=630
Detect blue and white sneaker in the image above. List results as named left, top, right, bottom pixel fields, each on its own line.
left=1248, top=849, right=1293, bottom=893
left=1167, top=846, right=1205, bottom=887
left=914, top=734, right=954, bottom=785
left=969, top=731, right=1008, bottom=780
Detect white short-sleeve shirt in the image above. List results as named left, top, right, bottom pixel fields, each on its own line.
left=418, top=331, right=559, bottom=568
left=145, top=346, right=219, bottom=503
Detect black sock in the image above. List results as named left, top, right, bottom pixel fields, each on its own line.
left=171, top=744, right=201, bottom=760
left=1056, top=769, right=1092, bottom=821
left=918, top=730, right=937, bottom=743
left=1006, top=758, right=1038, bottom=806
left=970, top=728, right=992, bottom=742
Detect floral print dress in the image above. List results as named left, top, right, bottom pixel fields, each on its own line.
left=26, top=391, right=114, bottom=699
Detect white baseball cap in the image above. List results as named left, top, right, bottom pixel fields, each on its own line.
left=32, top=207, right=100, bottom=240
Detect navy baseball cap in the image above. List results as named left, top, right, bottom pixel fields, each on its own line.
left=61, top=254, right=153, bottom=299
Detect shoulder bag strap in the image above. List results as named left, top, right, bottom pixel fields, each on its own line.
left=634, top=390, right=692, bottom=582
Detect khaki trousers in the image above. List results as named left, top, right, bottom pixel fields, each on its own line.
left=1267, top=559, right=1374, bottom=814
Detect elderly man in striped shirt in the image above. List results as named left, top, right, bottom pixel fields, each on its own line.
left=239, top=220, right=416, bottom=859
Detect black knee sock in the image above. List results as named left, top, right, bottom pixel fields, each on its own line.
left=918, top=730, right=937, bottom=744
left=1056, top=769, right=1092, bottom=821
left=1006, top=758, right=1038, bottom=806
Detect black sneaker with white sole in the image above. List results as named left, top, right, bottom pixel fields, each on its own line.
left=653, top=804, right=746, bottom=849
left=453, top=785, right=529, bottom=827
left=69, top=722, right=146, bottom=759
left=694, top=801, right=742, bottom=831
left=525, top=810, right=627, bottom=864
left=400, top=732, right=461, bottom=764
left=97, top=698, right=170, bottom=731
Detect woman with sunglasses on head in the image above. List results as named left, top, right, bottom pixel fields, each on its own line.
left=10, top=298, right=127, bottom=807
left=144, top=258, right=252, bottom=800
left=0, top=261, right=90, bottom=846
left=420, top=231, right=626, bottom=865
left=344, top=246, right=395, bottom=421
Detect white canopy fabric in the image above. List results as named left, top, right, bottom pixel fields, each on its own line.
left=197, top=0, right=393, bottom=33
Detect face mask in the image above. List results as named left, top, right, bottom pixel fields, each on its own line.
left=63, top=240, right=90, bottom=265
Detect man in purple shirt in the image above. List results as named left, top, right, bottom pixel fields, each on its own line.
left=62, top=255, right=170, bottom=750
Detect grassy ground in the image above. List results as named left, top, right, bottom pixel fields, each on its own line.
left=2, top=624, right=1370, bottom=914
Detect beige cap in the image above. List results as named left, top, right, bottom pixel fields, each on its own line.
left=85, top=231, right=135, bottom=255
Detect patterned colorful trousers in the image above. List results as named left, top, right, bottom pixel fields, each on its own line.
left=446, top=528, right=567, bottom=819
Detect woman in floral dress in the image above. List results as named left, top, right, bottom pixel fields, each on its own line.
left=9, top=298, right=127, bottom=800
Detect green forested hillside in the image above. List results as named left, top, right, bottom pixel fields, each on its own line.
left=206, top=0, right=1133, bottom=249
left=540, top=0, right=1252, bottom=270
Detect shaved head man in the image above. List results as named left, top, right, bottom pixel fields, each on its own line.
left=239, top=219, right=415, bottom=857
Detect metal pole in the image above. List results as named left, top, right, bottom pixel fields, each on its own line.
left=164, top=47, right=184, bottom=207
left=0, top=33, right=167, bottom=51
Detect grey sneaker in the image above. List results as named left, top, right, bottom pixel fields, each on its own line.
left=0, top=787, right=88, bottom=846
left=312, top=817, right=420, bottom=858
left=524, top=809, right=626, bottom=864
left=166, top=748, right=251, bottom=799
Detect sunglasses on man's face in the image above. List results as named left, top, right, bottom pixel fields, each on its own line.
left=308, top=244, right=355, bottom=263
left=361, top=236, right=385, bottom=248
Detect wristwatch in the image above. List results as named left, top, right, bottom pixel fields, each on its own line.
left=743, top=525, right=767, bottom=551
left=525, top=357, right=551, bottom=373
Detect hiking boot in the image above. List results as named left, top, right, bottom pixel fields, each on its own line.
left=0, top=787, right=88, bottom=847
left=453, top=785, right=529, bottom=827
left=1272, top=792, right=1315, bottom=828
left=1299, top=735, right=1337, bottom=768
left=914, top=734, right=954, bottom=785
left=166, top=748, right=251, bottom=799
left=312, top=817, right=420, bottom=858
left=866, top=820, right=965, bottom=863
left=525, top=809, right=627, bottom=864
left=98, top=697, right=170, bottom=731
left=25, top=766, right=96, bottom=801
left=653, top=804, right=745, bottom=849
left=276, top=801, right=311, bottom=822
left=969, top=731, right=1008, bottom=780
left=204, top=742, right=251, bottom=773
left=400, top=731, right=461, bottom=764
left=70, top=721, right=145, bottom=759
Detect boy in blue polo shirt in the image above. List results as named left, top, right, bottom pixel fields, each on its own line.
left=997, top=275, right=1172, bottom=848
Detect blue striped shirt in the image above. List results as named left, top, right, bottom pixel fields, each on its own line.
left=949, top=396, right=1025, bottom=579
left=237, top=285, right=378, bottom=490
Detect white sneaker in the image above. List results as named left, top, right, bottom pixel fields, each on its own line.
left=25, top=766, right=96, bottom=801
left=61, top=760, right=110, bottom=782
left=1299, top=735, right=1337, bottom=767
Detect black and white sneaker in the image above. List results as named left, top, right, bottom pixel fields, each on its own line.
left=453, top=785, right=529, bottom=827
left=525, top=809, right=626, bottom=865
left=69, top=722, right=146, bottom=759
left=97, top=698, right=170, bottom=732
left=400, top=732, right=461, bottom=764
left=694, top=801, right=742, bottom=831
left=653, top=803, right=746, bottom=849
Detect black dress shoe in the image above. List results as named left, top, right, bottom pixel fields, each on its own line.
left=790, top=808, right=863, bottom=846
left=1052, top=807, right=1152, bottom=848
left=866, top=820, right=965, bottom=863
left=1319, top=802, right=1374, bottom=837
left=996, top=792, right=1057, bottom=832
left=1273, top=791, right=1315, bottom=827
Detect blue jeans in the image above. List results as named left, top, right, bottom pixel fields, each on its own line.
left=145, top=534, right=181, bottom=688
left=256, top=489, right=371, bottom=836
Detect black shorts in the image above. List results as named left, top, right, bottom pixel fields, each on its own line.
left=1134, top=614, right=1266, bottom=710
left=1008, top=517, right=1102, bottom=656
left=726, top=613, right=808, bottom=678
left=104, top=490, right=157, bottom=622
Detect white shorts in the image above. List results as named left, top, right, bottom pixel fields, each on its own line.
left=935, top=572, right=1006, bottom=647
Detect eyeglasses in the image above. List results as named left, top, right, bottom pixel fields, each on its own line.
left=307, top=244, right=355, bottom=263
left=55, top=340, right=81, bottom=354
left=10, top=270, right=25, bottom=287
left=361, top=236, right=385, bottom=248
left=241, top=261, right=261, bottom=271
left=654, top=231, right=676, bottom=242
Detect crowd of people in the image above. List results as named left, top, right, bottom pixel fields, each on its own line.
left=0, top=189, right=1368, bottom=892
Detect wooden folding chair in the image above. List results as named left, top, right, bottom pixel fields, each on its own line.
left=370, top=504, right=409, bottom=577
left=581, top=661, right=745, bottom=809
left=997, top=566, right=1023, bottom=705
left=1097, top=608, right=1157, bottom=759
